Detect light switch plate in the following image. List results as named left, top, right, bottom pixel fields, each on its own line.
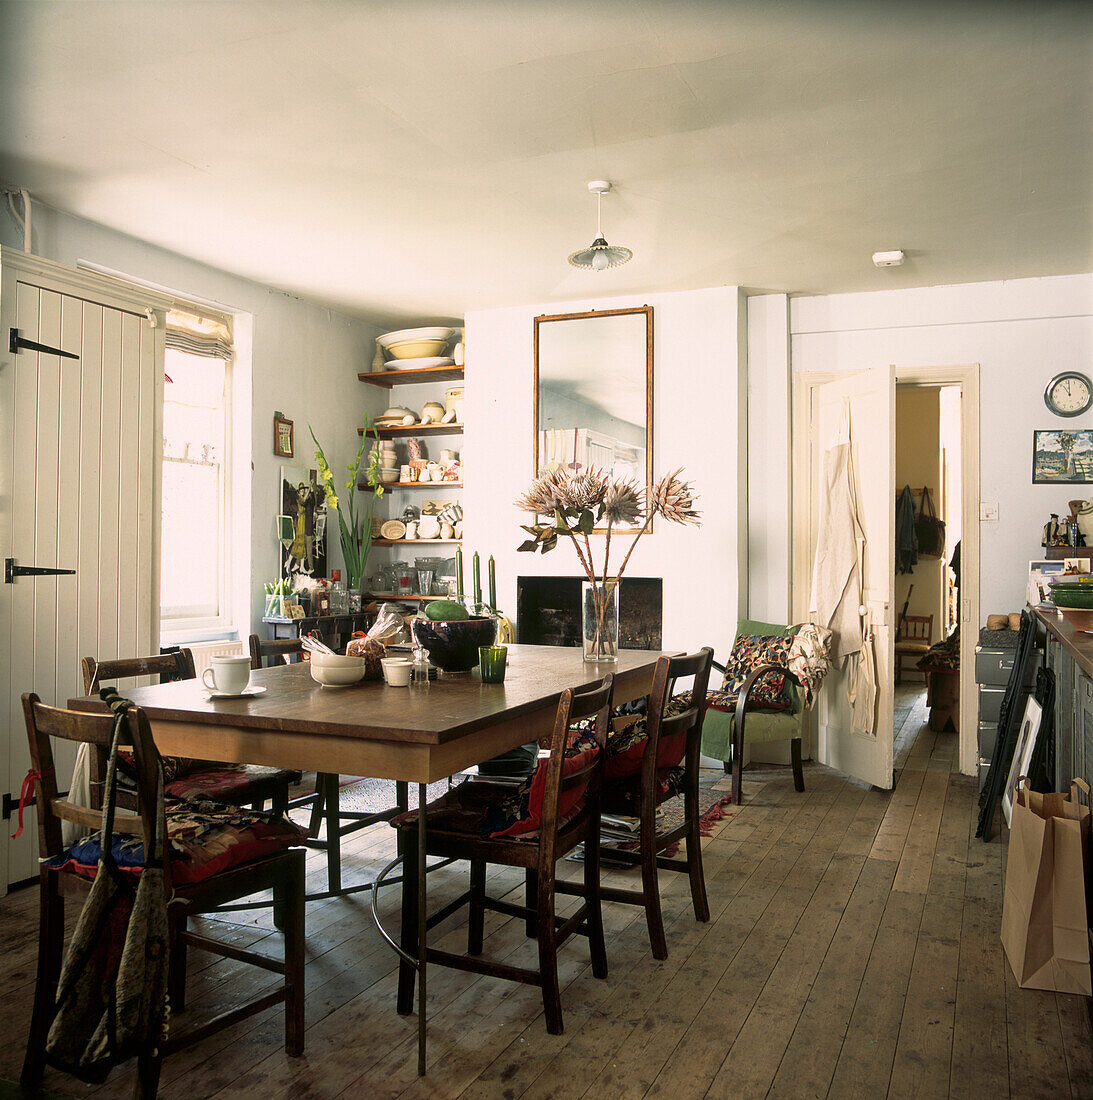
left=980, top=501, right=999, bottom=521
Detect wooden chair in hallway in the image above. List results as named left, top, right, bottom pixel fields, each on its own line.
left=82, top=650, right=299, bottom=814
left=20, top=693, right=306, bottom=1098
left=248, top=634, right=408, bottom=896
left=599, top=649, right=714, bottom=959
left=895, top=613, right=933, bottom=685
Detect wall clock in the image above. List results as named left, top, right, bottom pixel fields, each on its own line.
left=1044, top=372, right=1093, bottom=418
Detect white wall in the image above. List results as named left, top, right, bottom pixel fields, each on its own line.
left=464, top=285, right=745, bottom=660
left=1, top=203, right=383, bottom=638
left=749, top=273, right=1093, bottom=618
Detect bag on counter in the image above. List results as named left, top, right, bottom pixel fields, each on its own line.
left=915, top=486, right=945, bottom=556
left=1001, top=776, right=1092, bottom=995
left=346, top=604, right=403, bottom=679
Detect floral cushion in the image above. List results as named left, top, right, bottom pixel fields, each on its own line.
left=118, top=750, right=198, bottom=784
left=718, top=632, right=798, bottom=711
left=164, top=763, right=299, bottom=803
left=46, top=800, right=307, bottom=886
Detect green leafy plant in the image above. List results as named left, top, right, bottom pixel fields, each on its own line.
left=309, top=416, right=385, bottom=591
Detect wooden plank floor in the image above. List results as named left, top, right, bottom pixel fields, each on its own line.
left=2, top=719, right=1091, bottom=1098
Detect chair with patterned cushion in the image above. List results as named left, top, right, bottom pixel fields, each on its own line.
left=698, top=619, right=807, bottom=805
left=599, top=649, right=714, bottom=960
left=20, top=693, right=305, bottom=1097
left=392, top=674, right=613, bottom=1035
left=248, top=634, right=408, bottom=897
left=82, top=651, right=301, bottom=815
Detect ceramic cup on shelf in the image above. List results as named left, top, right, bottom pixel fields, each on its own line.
left=418, top=515, right=440, bottom=539
left=201, top=655, right=251, bottom=695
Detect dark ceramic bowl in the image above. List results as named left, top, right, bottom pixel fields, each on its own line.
left=411, top=615, right=498, bottom=672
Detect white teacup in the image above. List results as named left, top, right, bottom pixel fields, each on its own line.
left=201, top=655, right=252, bottom=695
left=381, top=658, right=413, bottom=687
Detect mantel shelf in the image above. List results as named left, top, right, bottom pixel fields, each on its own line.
left=359, top=423, right=464, bottom=438
left=358, top=365, right=464, bottom=387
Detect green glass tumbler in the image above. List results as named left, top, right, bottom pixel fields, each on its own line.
left=479, top=645, right=507, bottom=683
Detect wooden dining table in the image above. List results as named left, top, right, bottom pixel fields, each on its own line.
left=70, top=642, right=668, bottom=1074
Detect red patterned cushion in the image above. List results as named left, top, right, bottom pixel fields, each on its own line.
left=164, top=764, right=295, bottom=803
left=119, top=749, right=198, bottom=784
left=491, top=735, right=599, bottom=838
left=604, top=695, right=693, bottom=782
left=46, top=803, right=306, bottom=885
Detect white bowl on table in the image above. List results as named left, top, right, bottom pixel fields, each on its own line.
left=309, top=652, right=366, bottom=687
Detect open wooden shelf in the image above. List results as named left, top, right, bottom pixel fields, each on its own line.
left=359, top=480, right=462, bottom=492
left=370, top=538, right=462, bottom=546
left=358, top=365, right=464, bottom=387
left=359, top=423, right=464, bottom=438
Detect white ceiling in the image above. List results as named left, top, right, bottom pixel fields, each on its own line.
left=1, top=0, right=1090, bottom=327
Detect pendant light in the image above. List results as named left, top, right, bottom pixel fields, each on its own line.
left=567, top=180, right=632, bottom=270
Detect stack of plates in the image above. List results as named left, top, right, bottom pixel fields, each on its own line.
left=376, top=327, right=456, bottom=361
left=384, top=356, right=454, bottom=372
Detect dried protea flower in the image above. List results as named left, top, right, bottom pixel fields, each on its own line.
left=560, top=469, right=608, bottom=512
left=515, top=468, right=569, bottom=515
left=650, top=467, right=701, bottom=525
left=603, top=478, right=643, bottom=526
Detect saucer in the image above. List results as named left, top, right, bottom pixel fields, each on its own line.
left=204, top=685, right=267, bottom=699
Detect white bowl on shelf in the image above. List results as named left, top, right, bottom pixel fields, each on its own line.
left=379, top=467, right=399, bottom=483
left=309, top=652, right=366, bottom=687
left=383, top=356, right=454, bottom=371
left=376, top=327, right=455, bottom=350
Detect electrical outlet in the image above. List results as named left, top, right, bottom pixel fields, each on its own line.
left=980, top=501, right=999, bottom=521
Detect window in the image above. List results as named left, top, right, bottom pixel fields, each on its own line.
left=160, top=306, right=234, bottom=637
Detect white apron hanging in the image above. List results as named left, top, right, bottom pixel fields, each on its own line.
left=810, top=401, right=865, bottom=661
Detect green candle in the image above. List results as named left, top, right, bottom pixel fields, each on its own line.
left=472, top=551, right=481, bottom=604
left=488, top=555, right=496, bottom=610
left=455, top=548, right=464, bottom=598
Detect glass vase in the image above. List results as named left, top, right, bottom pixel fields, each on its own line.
left=582, top=580, right=619, bottom=662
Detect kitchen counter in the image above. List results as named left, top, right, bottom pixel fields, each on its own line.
left=1033, top=605, right=1093, bottom=680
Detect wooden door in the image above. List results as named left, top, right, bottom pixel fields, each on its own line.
left=0, top=249, right=168, bottom=889
left=810, top=368, right=896, bottom=790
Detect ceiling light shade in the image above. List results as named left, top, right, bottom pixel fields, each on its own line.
left=568, top=181, right=632, bottom=270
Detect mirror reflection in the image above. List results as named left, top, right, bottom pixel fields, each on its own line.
left=534, top=306, right=653, bottom=529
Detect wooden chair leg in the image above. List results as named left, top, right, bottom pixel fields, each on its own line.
left=685, top=811, right=710, bottom=925
left=524, top=869, right=539, bottom=938
left=307, top=776, right=327, bottom=839
left=168, top=913, right=188, bottom=1013
left=468, top=860, right=486, bottom=955
left=321, top=773, right=341, bottom=894
left=791, top=738, right=805, bottom=792
left=583, top=819, right=608, bottom=979
left=640, top=812, right=668, bottom=961
left=397, top=836, right=418, bottom=1016
left=135, top=1050, right=162, bottom=1099
left=536, top=870, right=563, bottom=1034
left=283, top=850, right=305, bottom=1056
left=21, top=880, right=63, bottom=1087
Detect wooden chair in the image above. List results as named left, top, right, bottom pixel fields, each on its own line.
left=20, top=693, right=305, bottom=1098
left=599, top=648, right=714, bottom=960
left=393, top=675, right=614, bottom=1035
left=82, top=651, right=300, bottom=815
left=699, top=619, right=808, bottom=805
left=248, top=634, right=408, bottom=896
left=895, top=613, right=933, bottom=685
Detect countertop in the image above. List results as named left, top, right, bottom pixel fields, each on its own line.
left=1033, top=606, right=1093, bottom=680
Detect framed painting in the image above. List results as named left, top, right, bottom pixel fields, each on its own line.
left=1033, top=429, right=1093, bottom=483
left=280, top=465, right=326, bottom=584
left=1002, top=696, right=1042, bottom=828
left=274, top=414, right=294, bottom=458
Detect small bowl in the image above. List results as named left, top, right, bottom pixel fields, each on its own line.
left=381, top=657, right=413, bottom=687
left=1058, top=606, right=1093, bottom=632
left=411, top=616, right=498, bottom=672
left=309, top=652, right=366, bottom=687
left=1050, top=585, right=1093, bottom=609
left=379, top=467, right=399, bottom=483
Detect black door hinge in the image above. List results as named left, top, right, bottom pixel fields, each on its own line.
left=2, top=791, right=31, bottom=820
left=9, top=328, right=79, bottom=360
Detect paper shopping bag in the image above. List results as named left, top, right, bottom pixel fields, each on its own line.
left=1001, top=777, right=1091, bottom=995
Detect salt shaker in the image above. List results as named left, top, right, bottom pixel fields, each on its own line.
left=412, top=645, right=430, bottom=685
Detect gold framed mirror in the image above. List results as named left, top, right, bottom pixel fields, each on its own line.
left=533, top=305, right=653, bottom=531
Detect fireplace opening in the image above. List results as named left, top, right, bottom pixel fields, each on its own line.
left=517, top=576, right=663, bottom=650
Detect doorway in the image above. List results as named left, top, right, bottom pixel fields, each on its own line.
left=894, top=384, right=962, bottom=773
left=791, top=365, right=981, bottom=782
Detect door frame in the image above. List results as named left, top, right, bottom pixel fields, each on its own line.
left=792, top=364, right=981, bottom=778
